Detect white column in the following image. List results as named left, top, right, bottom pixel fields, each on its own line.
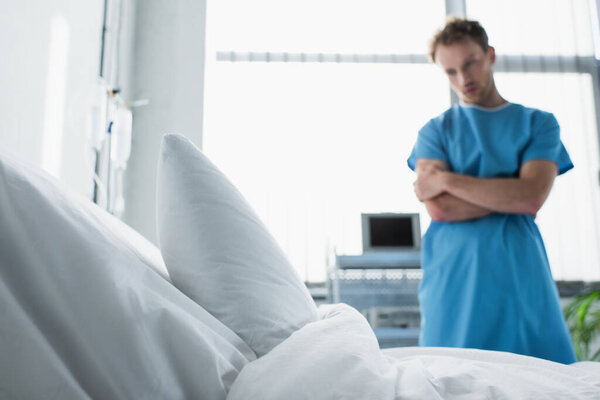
left=120, top=0, right=207, bottom=243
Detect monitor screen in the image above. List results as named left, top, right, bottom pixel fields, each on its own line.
left=369, top=217, right=414, bottom=247
left=361, top=213, right=420, bottom=252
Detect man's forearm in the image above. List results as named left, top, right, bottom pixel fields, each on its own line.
left=442, top=172, right=550, bottom=215
left=415, top=159, right=556, bottom=217
left=425, top=193, right=492, bottom=222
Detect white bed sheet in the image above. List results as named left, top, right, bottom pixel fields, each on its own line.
left=384, top=347, right=600, bottom=399
left=228, top=304, right=600, bottom=400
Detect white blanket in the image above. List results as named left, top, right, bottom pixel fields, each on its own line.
left=228, top=304, right=600, bottom=400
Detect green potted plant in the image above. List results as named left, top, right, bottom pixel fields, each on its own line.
left=563, top=290, right=600, bottom=361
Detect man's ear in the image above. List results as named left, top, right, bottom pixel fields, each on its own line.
left=488, top=45, right=496, bottom=64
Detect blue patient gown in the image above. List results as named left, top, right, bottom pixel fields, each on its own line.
left=407, top=103, right=577, bottom=364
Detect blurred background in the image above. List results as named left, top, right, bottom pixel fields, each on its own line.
left=1, top=0, right=599, bottom=286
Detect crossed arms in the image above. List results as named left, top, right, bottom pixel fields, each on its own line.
left=413, top=159, right=558, bottom=222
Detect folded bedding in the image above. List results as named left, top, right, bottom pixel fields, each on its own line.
left=229, top=303, right=600, bottom=400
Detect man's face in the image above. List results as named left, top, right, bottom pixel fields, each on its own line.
left=435, top=38, right=496, bottom=105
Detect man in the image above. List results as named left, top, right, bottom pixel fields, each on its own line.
left=407, top=17, right=576, bottom=364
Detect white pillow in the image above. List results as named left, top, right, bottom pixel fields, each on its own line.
left=0, top=150, right=255, bottom=399
left=157, top=133, right=318, bottom=357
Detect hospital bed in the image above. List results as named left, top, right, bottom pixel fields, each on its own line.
left=1, top=134, right=599, bottom=399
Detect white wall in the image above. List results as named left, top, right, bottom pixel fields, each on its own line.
left=0, top=0, right=104, bottom=196
left=0, top=0, right=207, bottom=245
left=121, top=0, right=207, bottom=243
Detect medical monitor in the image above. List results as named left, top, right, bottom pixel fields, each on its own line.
left=361, top=213, right=421, bottom=252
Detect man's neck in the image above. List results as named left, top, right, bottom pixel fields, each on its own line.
left=473, top=86, right=506, bottom=108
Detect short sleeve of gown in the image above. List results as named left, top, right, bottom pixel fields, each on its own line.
left=521, top=112, right=573, bottom=175
left=407, top=118, right=449, bottom=171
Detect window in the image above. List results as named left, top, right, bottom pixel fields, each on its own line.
left=204, top=0, right=600, bottom=282
left=467, top=0, right=594, bottom=56
left=208, top=0, right=445, bottom=54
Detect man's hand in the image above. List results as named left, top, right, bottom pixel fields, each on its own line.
left=414, top=162, right=447, bottom=201
left=414, top=159, right=492, bottom=222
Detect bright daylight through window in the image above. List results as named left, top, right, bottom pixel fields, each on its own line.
left=204, top=0, right=600, bottom=282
